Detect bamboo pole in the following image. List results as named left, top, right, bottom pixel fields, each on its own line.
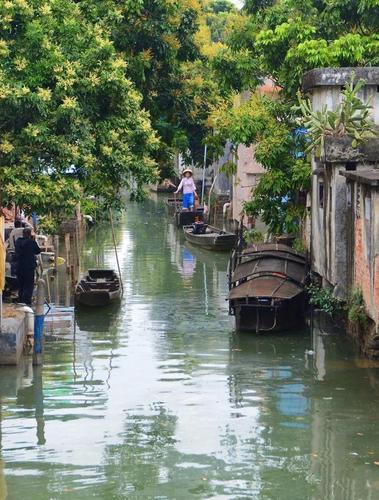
left=54, top=235, right=59, bottom=276
left=207, top=175, right=218, bottom=225
left=201, top=144, right=207, bottom=206
left=65, top=233, right=70, bottom=275
left=109, top=209, right=124, bottom=294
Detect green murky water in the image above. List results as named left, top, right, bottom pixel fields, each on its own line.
left=1, top=199, right=379, bottom=499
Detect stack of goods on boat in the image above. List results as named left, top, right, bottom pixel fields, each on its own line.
left=228, top=244, right=308, bottom=333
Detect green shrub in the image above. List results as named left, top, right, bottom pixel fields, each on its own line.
left=244, top=228, right=264, bottom=245
left=306, top=283, right=345, bottom=317
left=292, top=237, right=305, bottom=254
left=348, top=289, right=369, bottom=328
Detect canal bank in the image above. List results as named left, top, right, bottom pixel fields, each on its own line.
left=0, top=198, right=379, bottom=499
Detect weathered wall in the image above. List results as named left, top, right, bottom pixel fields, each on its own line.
left=353, top=187, right=379, bottom=327
left=303, top=67, right=379, bottom=354
left=232, top=143, right=265, bottom=221
left=305, top=67, right=379, bottom=297
left=311, top=162, right=349, bottom=295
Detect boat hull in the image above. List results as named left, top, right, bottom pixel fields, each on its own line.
left=183, top=227, right=236, bottom=251
left=231, top=294, right=306, bottom=333
left=228, top=243, right=308, bottom=333
left=75, top=269, right=121, bottom=308
left=75, top=290, right=120, bottom=307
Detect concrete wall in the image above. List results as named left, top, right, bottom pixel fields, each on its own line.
left=311, top=162, right=351, bottom=295
left=351, top=185, right=379, bottom=326
left=232, top=143, right=265, bottom=221
left=305, top=68, right=379, bottom=297
left=304, top=67, right=379, bottom=349
left=0, top=306, right=28, bottom=365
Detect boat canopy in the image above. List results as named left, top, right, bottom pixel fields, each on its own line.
left=229, top=274, right=303, bottom=301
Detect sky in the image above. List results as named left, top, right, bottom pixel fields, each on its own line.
left=231, top=0, right=244, bottom=7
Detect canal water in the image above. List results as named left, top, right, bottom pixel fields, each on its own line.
left=1, top=198, right=379, bottom=499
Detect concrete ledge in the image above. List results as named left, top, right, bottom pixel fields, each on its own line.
left=302, top=67, right=379, bottom=92
left=340, top=169, right=379, bottom=187
left=318, top=135, right=379, bottom=163
left=0, top=305, right=27, bottom=365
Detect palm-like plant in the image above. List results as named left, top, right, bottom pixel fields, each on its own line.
left=297, top=75, right=377, bottom=155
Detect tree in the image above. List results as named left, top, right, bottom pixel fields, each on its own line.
left=208, top=93, right=310, bottom=234
left=0, top=0, right=159, bottom=220
left=209, top=0, right=379, bottom=233
left=81, top=0, right=220, bottom=173
left=205, top=0, right=236, bottom=14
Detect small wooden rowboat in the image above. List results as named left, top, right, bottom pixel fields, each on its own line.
left=75, top=270, right=121, bottom=307
left=183, top=224, right=236, bottom=251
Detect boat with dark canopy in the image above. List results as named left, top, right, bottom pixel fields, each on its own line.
left=228, top=243, right=308, bottom=333
left=183, top=223, right=236, bottom=251
left=75, top=270, right=121, bottom=307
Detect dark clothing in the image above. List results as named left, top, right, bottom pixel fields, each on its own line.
left=15, top=237, right=41, bottom=305
left=17, top=267, right=36, bottom=305
left=15, top=237, right=41, bottom=270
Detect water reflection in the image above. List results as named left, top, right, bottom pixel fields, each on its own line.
left=179, top=248, right=197, bottom=280
left=0, top=200, right=379, bottom=499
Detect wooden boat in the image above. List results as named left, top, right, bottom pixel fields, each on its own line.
left=228, top=243, right=308, bottom=333
left=183, top=224, right=236, bottom=251
left=75, top=269, right=121, bottom=307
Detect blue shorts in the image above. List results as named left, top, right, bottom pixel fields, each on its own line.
left=183, top=192, right=194, bottom=209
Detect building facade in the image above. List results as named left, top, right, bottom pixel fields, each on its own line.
left=303, top=67, right=379, bottom=353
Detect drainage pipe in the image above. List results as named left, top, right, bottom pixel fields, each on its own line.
left=223, top=202, right=231, bottom=218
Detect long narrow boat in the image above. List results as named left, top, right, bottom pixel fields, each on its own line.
left=183, top=224, right=236, bottom=251
left=228, top=243, right=308, bottom=333
left=75, top=270, right=121, bottom=307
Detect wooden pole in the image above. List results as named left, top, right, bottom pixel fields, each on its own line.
left=65, top=233, right=70, bottom=275
left=207, top=175, right=218, bottom=225
left=109, top=209, right=124, bottom=294
left=201, top=144, right=207, bottom=206
left=54, top=235, right=59, bottom=276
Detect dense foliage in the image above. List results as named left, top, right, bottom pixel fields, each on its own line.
left=208, top=0, right=379, bottom=234
left=0, top=0, right=228, bottom=222
left=208, top=93, right=310, bottom=233
left=0, top=0, right=161, bottom=218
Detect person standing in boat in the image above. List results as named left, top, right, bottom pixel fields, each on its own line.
left=15, top=228, right=41, bottom=305
left=174, top=168, right=197, bottom=211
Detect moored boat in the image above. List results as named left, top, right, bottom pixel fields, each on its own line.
left=228, top=243, right=308, bottom=333
left=75, top=269, right=121, bottom=307
left=183, top=223, right=236, bottom=251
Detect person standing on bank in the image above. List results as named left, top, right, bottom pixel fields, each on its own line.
left=175, top=168, right=197, bottom=211
left=15, top=228, right=41, bottom=305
